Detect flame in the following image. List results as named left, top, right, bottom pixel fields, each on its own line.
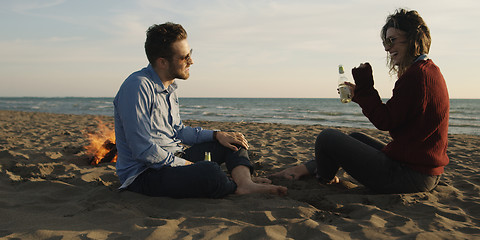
left=84, top=119, right=117, bottom=165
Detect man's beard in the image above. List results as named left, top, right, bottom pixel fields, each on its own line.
left=168, top=64, right=190, bottom=80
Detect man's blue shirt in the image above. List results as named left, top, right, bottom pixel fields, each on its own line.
left=114, top=64, right=214, bottom=188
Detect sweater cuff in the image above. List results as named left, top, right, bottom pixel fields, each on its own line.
left=352, top=87, right=377, bottom=102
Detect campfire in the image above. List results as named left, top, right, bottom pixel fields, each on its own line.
left=84, top=120, right=117, bottom=165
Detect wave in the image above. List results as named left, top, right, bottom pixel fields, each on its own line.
left=1, top=97, right=479, bottom=135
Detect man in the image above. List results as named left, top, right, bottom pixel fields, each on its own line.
left=114, top=22, right=287, bottom=198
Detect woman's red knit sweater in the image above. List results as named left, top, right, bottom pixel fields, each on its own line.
left=352, top=59, right=449, bottom=175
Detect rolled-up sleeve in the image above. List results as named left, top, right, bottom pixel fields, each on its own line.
left=176, top=124, right=214, bottom=146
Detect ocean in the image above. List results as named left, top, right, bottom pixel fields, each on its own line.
left=0, top=97, right=478, bottom=136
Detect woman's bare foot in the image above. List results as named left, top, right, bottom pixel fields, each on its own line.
left=252, top=176, right=272, bottom=184
left=269, top=164, right=309, bottom=180
left=328, top=176, right=340, bottom=184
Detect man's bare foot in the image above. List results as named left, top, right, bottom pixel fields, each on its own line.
left=231, top=165, right=287, bottom=196
left=235, top=181, right=288, bottom=196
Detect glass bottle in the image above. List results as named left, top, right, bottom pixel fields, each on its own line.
left=338, top=64, right=352, bottom=103
left=204, top=152, right=211, bottom=161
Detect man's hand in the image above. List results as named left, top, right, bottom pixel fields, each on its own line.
left=215, top=131, right=249, bottom=151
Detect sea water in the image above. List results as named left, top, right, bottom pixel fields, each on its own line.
left=0, top=97, right=478, bottom=136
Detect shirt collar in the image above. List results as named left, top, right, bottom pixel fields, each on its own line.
left=146, top=64, right=178, bottom=94
left=414, top=54, right=428, bottom=63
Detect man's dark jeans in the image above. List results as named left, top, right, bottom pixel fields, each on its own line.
left=127, top=142, right=253, bottom=198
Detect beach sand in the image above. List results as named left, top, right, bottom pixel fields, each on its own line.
left=0, top=110, right=479, bottom=239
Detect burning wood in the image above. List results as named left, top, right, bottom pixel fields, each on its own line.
left=90, top=139, right=117, bottom=165
left=84, top=120, right=117, bottom=165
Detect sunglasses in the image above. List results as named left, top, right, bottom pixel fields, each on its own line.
left=180, top=49, right=193, bottom=62
left=382, top=37, right=406, bottom=47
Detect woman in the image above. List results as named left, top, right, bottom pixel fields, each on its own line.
left=271, top=8, right=449, bottom=194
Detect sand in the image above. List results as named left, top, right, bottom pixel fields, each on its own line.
left=0, top=110, right=479, bottom=239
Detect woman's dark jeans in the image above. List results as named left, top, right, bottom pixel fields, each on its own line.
left=315, top=129, right=441, bottom=193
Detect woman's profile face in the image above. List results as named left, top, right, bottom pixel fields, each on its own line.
left=383, top=28, right=408, bottom=66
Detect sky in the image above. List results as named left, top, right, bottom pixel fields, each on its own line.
left=1, top=0, right=479, bottom=99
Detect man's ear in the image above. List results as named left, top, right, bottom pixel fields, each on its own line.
left=155, top=58, right=169, bottom=70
